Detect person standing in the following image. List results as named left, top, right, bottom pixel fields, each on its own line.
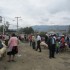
left=7, top=33, right=19, bottom=62
left=29, top=34, right=32, bottom=46
left=36, top=34, right=41, bottom=52
left=4, top=35, right=9, bottom=46
left=0, top=36, right=3, bottom=49
left=48, top=35, right=56, bottom=58
left=45, top=34, right=48, bottom=44
left=60, top=35, right=65, bottom=51
left=32, top=35, right=36, bottom=49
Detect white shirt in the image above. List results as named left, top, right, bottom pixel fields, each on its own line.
left=37, top=35, right=41, bottom=41
left=52, top=37, right=56, bottom=44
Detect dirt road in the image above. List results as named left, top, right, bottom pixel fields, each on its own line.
left=0, top=42, right=70, bottom=70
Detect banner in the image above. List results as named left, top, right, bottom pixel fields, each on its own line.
left=0, top=16, right=2, bottom=23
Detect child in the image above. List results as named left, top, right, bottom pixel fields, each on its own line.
left=56, top=39, right=60, bottom=54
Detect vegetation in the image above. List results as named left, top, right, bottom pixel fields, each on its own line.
left=0, top=24, right=34, bottom=34
left=0, top=22, right=10, bottom=34
left=68, top=25, right=70, bottom=33
left=0, top=25, right=3, bottom=32
left=39, top=32, right=46, bottom=37
left=19, top=27, right=34, bottom=34
left=5, top=21, right=10, bottom=32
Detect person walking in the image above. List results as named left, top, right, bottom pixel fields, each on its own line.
left=36, top=34, right=41, bottom=52
left=7, top=33, right=19, bottom=62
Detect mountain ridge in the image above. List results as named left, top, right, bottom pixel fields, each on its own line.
left=32, top=25, right=69, bottom=32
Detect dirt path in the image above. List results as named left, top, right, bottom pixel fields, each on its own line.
left=0, top=42, right=70, bottom=70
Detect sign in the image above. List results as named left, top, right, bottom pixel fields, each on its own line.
left=0, top=16, right=2, bottom=23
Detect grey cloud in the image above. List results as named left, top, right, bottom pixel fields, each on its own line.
left=47, top=0, right=70, bottom=14
left=62, top=17, right=70, bottom=20
left=0, top=0, right=70, bottom=27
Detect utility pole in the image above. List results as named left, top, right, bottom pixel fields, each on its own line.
left=3, top=17, right=5, bottom=35
left=15, top=17, right=21, bottom=34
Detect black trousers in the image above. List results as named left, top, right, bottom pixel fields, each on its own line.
left=56, top=47, right=59, bottom=54
left=30, top=40, right=32, bottom=46
left=32, top=42, right=36, bottom=49
left=49, top=44, right=55, bottom=58
left=36, top=40, right=41, bottom=52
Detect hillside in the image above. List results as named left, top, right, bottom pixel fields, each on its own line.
left=32, top=25, right=69, bottom=32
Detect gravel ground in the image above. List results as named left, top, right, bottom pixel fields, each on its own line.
left=0, top=42, right=70, bottom=70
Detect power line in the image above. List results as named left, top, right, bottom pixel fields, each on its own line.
left=0, top=16, right=23, bottom=30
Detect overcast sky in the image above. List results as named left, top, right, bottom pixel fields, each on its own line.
left=0, top=0, right=70, bottom=28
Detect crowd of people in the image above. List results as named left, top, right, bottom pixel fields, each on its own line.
left=0, top=33, right=70, bottom=62
left=28, top=33, right=70, bottom=59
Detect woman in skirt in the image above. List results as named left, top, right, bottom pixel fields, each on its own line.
left=7, top=33, right=19, bottom=62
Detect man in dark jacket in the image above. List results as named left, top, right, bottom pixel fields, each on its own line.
left=45, top=34, right=48, bottom=44
left=48, top=35, right=56, bottom=58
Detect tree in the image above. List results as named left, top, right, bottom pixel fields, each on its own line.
left=0, top=25, right=3, bottom=32
left=39, top=32, right=46, bottom=37
left=23, top=27, right=34, bottom=34
left=68, top=25, right=70, bottom=33
left=19, top=28, right=24, bottom=33
left=0, top=21, right=10, bottom=34
left=5, top=21, right=10, bottom=32
left=19, top=27, right=34, bottom=34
